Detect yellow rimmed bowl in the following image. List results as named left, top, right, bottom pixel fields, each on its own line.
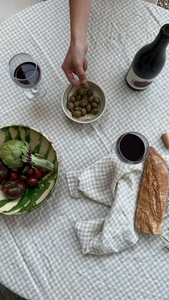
left=0, top=125, right=60, bottom=215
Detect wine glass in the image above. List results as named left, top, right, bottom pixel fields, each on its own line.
left=8, top=53, right=46, bottom=100
left=114, top=131, right=149, bottom=164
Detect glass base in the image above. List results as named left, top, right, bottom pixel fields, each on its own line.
left=24, top=81, right=46, bottom=100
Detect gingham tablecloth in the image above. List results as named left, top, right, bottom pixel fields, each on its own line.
left=66, top=153, right=169, bottom=255
left=0, top=0, right=169, bottom=299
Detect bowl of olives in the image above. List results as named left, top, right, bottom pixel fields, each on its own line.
left=61, top=81, right=106, bottom=124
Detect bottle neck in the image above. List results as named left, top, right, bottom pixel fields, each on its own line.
left=151, top=24, right=169, bottom=52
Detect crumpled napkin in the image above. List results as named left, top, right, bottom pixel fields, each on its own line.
left=66, top=153, right=169, bottom=255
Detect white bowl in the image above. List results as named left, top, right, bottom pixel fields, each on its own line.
left=61, top=81, right=107, bottom=124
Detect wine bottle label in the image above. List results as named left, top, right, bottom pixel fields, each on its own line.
left=126, top=67, right=154, bottom=90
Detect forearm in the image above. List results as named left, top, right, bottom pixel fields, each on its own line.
left=69, top=0, right=92, bottom=44
left=62, top=0, right=91, bottom=87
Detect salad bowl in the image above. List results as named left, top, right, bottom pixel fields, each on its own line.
left=0, top=124, right=59, bottom=215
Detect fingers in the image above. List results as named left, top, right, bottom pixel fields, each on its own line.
left=83, top=58, right=88, bottom=72
left=62, top=58, right=88, bottom=88
left=64, top=68, right=81, bottom=88
left=74, top=58, right=88, bottom=85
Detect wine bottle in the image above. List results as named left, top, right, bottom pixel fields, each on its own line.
left=126, top=24, right=169, bottom=90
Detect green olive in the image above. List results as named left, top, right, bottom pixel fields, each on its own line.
left=81, top=108, right=87, bottom=116
left=91, top=101, right=98, bottom=108
left=74, top=101, right=80, bottom=107
left=74, top=111, right=81, bottom=118
left=67, top=102, right=74, bottom=110
left=74, top=106, right=81, bottom=111
left=70, top=96, right=75, bottom=103
left=80, top=82, right=89, bottom=89
left=73, top=92, right=77, bottom=97
left=77, top=89, right=84, bottom=96
left=87, top=89, right=93, bottom=97
left=86, top=104, right=92, bottom=112
left=81, top=101, right=87, bottom=107
left=88, top=96, right=94, bottom=103
left=91, top=108, right=99, bottom=115
left=75, top=95, right=81, bottom=101
left=93, top=97, right=100, bottom=104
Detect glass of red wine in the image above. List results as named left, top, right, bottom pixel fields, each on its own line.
left=8, top=53, right=46, bottom=100
left=115, top=132, right=149, bottom=164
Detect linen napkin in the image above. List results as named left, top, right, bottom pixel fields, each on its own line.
left=66, top=153, right=169, bottom=255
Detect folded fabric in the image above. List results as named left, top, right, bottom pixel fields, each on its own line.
left=66, top=153, right=169, bottom=255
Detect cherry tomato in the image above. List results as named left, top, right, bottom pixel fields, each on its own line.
left=1, top=180, right=26, bottom=200
left=0, top=161, right=9, bottom=181
left=10, top=171, right=18, bottom=181
left=27, top=176, right=39, bottom=187
left=19, top=174, right=27, bottom=182
left=35, top=168, right=43, bottom=179
left=26, top=168, right=35, bottom=177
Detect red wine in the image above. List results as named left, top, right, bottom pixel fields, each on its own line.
left=14, top=62, right=41, bottom=88
left=119, top=133, right=145, bottom=161
left=126, top=24, right=169, bottom=90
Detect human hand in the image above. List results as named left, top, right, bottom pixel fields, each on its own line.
left=62, top=41, right=88, bottom=88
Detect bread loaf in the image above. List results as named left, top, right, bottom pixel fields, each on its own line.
left=135, top=147, right=168, bottom=234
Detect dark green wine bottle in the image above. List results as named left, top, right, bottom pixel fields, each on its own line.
left=126, top=24, right=169, bottom=90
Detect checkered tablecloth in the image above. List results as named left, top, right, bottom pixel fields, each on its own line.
left=66, top=153, right=169, bottom=255
left=0, top=0, right=169, bottom=299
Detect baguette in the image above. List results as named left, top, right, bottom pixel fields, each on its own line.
left=135, top=147, right=168, bottom=234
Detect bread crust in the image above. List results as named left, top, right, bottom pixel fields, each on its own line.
left=135, top=147, right=168, bottom=234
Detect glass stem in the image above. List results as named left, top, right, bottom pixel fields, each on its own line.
left=31, top=84, right=39, bottom=94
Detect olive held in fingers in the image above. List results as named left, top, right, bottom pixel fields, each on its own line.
left=80, top=82, right=89, bottom=89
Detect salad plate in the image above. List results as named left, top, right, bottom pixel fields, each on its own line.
left=0, top=124, right=59, bottom=215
